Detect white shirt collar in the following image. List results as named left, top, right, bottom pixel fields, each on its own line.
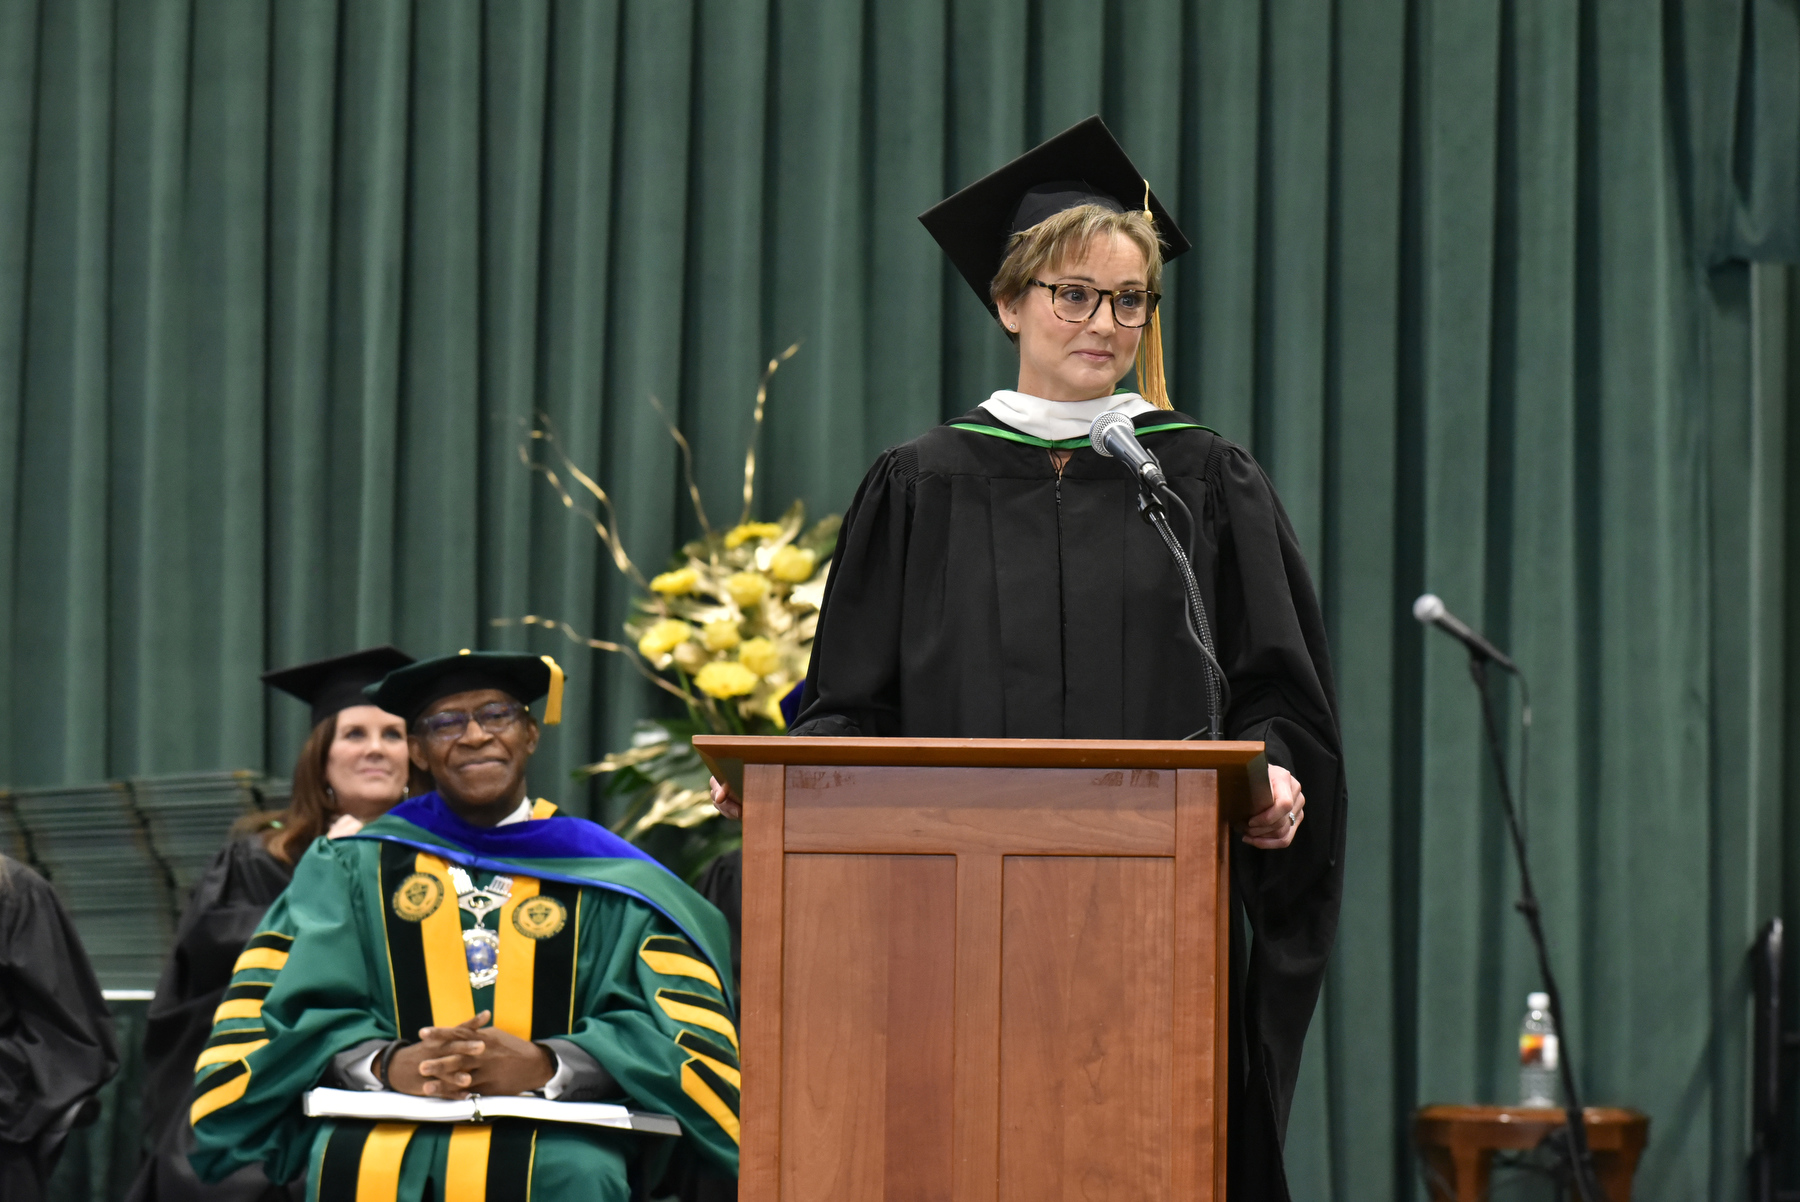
left=496, top=797, right=535, bottom=826
left=977, top=389, right=1158, bottom=443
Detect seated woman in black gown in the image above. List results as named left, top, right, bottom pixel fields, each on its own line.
left=128, top=646, right=422, bottom=1202
left=0, top=853, right=118, bottom=1202
left=713, top=118, right=1344, bottom=1202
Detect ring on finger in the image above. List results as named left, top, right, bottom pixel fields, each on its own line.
left=1287, top=810, right=1297, bottom=826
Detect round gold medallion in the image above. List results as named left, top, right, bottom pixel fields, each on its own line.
left=391, top=872, right=444, bottom=922
left=511, top=895, right=568, bottom=940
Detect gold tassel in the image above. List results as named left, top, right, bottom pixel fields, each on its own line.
left=1137, top=180, right=1173, bottom=410
left=1135, top=308, right=1172, bottom=410
left=540, top=655, right=565, bottom=725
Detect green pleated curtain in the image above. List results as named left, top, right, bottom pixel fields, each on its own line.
left=5, top=1, right=1800, bottom=1199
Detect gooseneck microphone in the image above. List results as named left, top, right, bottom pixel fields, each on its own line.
left=1412, top=593, right=1518, bottom=674
left=1090, top=411, right=1168, bottom=489
left=1089, top=410, right=1223, bottom=738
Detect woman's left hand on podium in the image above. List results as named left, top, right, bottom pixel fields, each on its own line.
left=1242, top=764, right=1304, bottom=849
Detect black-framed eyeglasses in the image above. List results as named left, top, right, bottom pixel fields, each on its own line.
left=417, top=700, right=526, bottom=743
left=1027, top=279, right=1161, bottom=328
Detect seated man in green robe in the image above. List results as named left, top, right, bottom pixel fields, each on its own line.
left=188, top=651, right=739, bottom=1201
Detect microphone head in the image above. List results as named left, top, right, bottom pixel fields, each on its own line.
left=1412, top=593, right=1445, bottom=624
left=1089, top=411, right=1133, bottom=457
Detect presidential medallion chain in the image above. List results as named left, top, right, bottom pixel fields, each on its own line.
left=449, top=865, right=513, bottom=988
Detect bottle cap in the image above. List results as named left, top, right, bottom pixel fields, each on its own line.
left=1528, top=991, right=1550, bottom=1009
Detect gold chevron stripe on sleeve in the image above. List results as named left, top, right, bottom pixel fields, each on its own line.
left=684, top=1046, right=741, bottom=1089
left=639, top=947, right=722, bottom=990
left=230, top=946, right=290, bottom=973
left=194, top=1039, right=267, bottom=1069
left=190, top=1063, right=251, bottom=1123
left=655, top=991, right=740, bottom=1050
left=230, top=950, right=289, bottom=978
left=211, top=998, right=263, bottom=1023
left=681, top=1062, right=741, bottom=1145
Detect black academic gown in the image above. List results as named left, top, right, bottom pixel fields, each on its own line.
left=0, top=854, right=119, bottom=1202
left=791, top=407, right=1346, bottom=1202
left=127, top=836, right=299, bottom=1202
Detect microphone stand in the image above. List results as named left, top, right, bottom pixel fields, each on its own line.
left=1465, top=651, right=1601, bottom=1202
left=1136, top=481, right=1223, bottom=739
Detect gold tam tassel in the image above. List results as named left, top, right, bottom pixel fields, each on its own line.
left=1136, top=180, right=1172, bottom=410
left=540, top=655, right=565, bottom=725
left=1135, top=309, right=1171, bottom=410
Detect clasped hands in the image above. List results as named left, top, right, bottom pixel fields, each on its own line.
left=386, top=1010, right=555, bottom=1099
left=709, top=763, right=1307, bottom=850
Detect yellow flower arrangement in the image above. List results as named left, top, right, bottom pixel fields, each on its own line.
left=701, top=619, right=742, bottom=652
left=636, top=619, right=692, bottom=660
left=724, top=522, right=783, bottom=548
left=768, top=545, right=816, bottom=582
left=738, top=637, right=779, bottom=678
left=649, top=567, right=699, bottom=595
left=620, top=497, right=837, bottom=733
left=725, top=571, right=770, bottom=608
left=509, top=342, right=833, bottom=878
left=694, top=661, right=759, bottom=698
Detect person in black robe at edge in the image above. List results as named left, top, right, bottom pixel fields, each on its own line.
left=708, top=117, right=1344, bottom=1201
left=127, top=646, right=426, bottom=1202
left=0, top=851, right=119, bottom=1201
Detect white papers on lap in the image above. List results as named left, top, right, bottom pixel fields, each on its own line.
left=303, top=1087, right=682, bottom=1137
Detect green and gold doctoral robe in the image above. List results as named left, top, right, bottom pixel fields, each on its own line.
left=187, top=796, right=739, bottom=1202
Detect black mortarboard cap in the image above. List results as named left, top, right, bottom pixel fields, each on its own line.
left=365, top=650, right=566, bottom=727
left=919, top=115, right=1191, bottom=316
left=262, top=645, right=417, bottom=728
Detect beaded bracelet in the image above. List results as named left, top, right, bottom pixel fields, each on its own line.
left=376, top=1039, right=411, bottom=1091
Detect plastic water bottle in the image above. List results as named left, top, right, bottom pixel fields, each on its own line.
left=1518, top=991, right=1559, bottom=1107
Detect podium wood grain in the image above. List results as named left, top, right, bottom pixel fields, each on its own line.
left=697, top=738, right=1258, bottom=1201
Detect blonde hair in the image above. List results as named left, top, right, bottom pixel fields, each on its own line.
left=989, top=203, right=1171, bottom=409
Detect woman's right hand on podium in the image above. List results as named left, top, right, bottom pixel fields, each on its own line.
left=709, top=776, right=742, bottom=820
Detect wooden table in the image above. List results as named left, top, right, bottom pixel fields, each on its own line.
left=1414, top=1106, right=1649, bottom=1202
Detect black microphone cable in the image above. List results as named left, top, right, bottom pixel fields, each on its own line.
left=1151, top=483, right=1230, bottom=739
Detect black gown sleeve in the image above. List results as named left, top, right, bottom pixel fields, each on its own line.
left=789, top=445, right=917, bottom=737
left=128, top=835, right=295, bottom=1201
left=0, top=855, right=119, bottom=1145
left=1209, top=443, right=1346, bottom=1198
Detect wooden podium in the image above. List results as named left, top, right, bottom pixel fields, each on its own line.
left=694, top=736, right=1269, bottom=1201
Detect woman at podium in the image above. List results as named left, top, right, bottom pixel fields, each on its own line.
left=713, top=117, right=1342, bottom=1202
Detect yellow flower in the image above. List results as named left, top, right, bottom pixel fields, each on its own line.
left=724, top=522, right=784, bottom=549
left=762, top=691, right=789, bottom=731
left=738, top=638, right=780, bottom=677
left=671, top=641, right=708, bottom=672
left=694, top=661, right=758, bottom=698
left=769, top=545, right=816, bottom=582
left=636, top=619, right=692, bottom=659
left=725, top=571, right=770, bottom=608
left=701, top=619, right=742, bottom=652
left=649, top=567, right=699, bottom=596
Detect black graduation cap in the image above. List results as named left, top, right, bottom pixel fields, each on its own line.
left=919, top=115, right=1191, bottom=317
left=262, top=645, right=417, bottom=728
left=364, top=650, right=566, bottom=727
